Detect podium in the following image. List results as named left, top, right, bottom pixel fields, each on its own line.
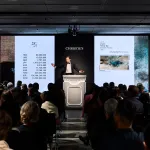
left=63, top=75, right=86, bottom=108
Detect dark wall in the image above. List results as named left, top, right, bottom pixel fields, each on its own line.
left=0, top=62, right=14, bottom=83
left=55, top=34, right=94, bottom=84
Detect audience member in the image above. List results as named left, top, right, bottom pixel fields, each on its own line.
left=19, top=101, right=47, bottom=150
left=33, top=82, right=40, bottom=95
left=16, top=80, right=22, bottom=90
left=104, top=98, right=118, bottom=120
left=103, top=82, right=109, bottom=89
left=109, top=88, right=123, bottom=101
left=109, top=82, right=115, bottom=89
left=28, top=83, right=33, bottom=89
left=95, top=100, right=144, bottom=150
left=137, top=83, right=145, bottom=95
left=139, top=92, right=150, bottom=117
left=1, top=79, right=150, bottom=150
left=89, top=98, right=118, bottom=149
left=47, top=83, right=54, bottom=91
left=41, top=91, right=59, bottom=119
left=0, top=110, right=12, bottom=150
left=7, top=82, right=13, bottom=90
left=21, top=84, right=28, bottom=92
left=47, top=84, right=66, bottom=120
left=126, top=85, right=144, bottom=114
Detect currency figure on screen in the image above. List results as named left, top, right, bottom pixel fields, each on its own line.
left=51, top=56, right=84, bottom=75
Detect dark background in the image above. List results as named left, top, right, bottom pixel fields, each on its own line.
left=0, top=62, right=14, bottom=83
left=55, top=34, right=94, bottom=86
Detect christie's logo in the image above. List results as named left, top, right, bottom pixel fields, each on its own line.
left=65, top=47, right=84, bottom=50
left=100, top=41, right=112, bottom=50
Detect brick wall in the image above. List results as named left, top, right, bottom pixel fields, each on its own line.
left=0, top=36, right=15, bottom=62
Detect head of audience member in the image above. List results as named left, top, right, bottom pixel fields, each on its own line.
left=128, top=85, right=139, bottom=97
left=144, top=124, right=150, bottom=150
left=109, top=82, right=115, bottom=89
left=85, top=83, right=96, bottom=95
left=0, top=110, right=12, bottom=140
left=7, top=82, right=13, bottom=90
left=114, top=100, right=136, bottom=129
left=139, top=92, right=150, bottom=104
left=137, top=83, right=145, bottom=94
left=47, top=83, right=54, bottom=91
left=1, top=91, right=14, bottom=105
left=104, top=98, right=118, bottom=120
left=109, top=88, right=120, bottom=99
left=103, top=82, right=109, bottom=89
left=33, top=82, right=39, bottom=92
left=20, top=101, right=40, bottom=125
left=40, top=91, right=49, bottom=103
left=21, top=84, right=28, bottom=92
left=65, top=56, right=71, bottom=63
left=123, top=84, right=127, bottom=91
left=17, top=80, right=22, bottom=88
left=28, top=83, right=33, bottom=89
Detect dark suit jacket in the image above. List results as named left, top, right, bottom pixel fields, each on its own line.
left=56, top=62, right=79, bottom=74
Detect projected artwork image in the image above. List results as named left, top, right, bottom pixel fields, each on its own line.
left=100, top=55, right=129, bottom=70
left=134, top=36, right=149, bottom=91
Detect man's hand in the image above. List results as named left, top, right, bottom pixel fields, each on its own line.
left=51, top=63, right=55, bottom=67
left=79, top=70, right=84, bottom=73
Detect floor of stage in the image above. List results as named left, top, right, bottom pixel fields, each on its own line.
left=49, top=110, right=92, bottom=150
left=66, top=110, right=82, bottom=118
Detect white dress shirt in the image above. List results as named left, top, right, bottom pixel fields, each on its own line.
left=66, top=63, right=72, bottom=73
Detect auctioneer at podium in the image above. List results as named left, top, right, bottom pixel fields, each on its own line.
left=51, top=56, right=85, bottom=107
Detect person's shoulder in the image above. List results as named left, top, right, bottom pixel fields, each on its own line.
left=18, top=125, right=31, bottom=133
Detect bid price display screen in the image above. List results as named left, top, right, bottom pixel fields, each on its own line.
left=15, top=36, right=55, bottom=92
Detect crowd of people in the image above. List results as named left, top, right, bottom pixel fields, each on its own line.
left=80, top=82, right=150, bottom=150
left=0, top=80, right=150, bottom=150
left=0, top=81, right=66, bottom=150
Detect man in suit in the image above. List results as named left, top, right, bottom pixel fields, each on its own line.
left=51, top=56, right=84, bottom=75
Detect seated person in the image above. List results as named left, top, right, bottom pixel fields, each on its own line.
left=95, top=100, right=144, bottom=150
left=0, top=110, right=12, bottom=150
left=19, top=101, right=47, bottom=150
left=90, top=98, right=118, bottom=149
left=41, top=91, right=59, bottom=119
left=126, top=86, right=144, bottom=114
